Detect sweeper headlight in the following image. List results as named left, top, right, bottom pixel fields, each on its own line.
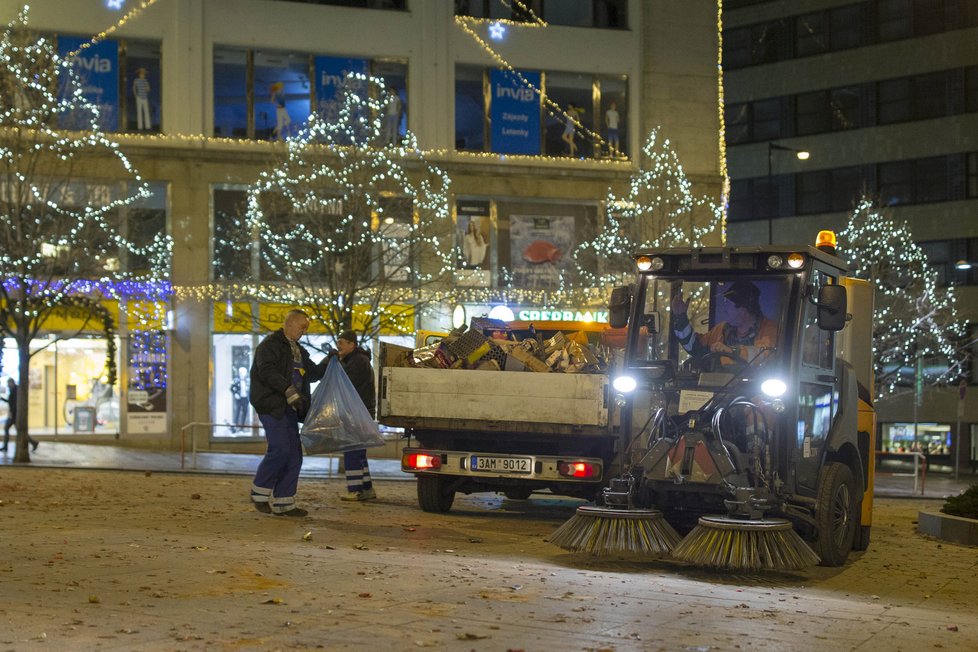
left=761, top=378, right=787, bottom=398
left=636, top=255, right=664, bottom=272
left=612, top=375, right=637, bottom=393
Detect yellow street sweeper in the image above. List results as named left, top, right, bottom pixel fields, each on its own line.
left=549, top=233, right=876, bottom=571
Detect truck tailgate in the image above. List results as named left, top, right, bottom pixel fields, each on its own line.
left=380, top=367, right=609, bottom=427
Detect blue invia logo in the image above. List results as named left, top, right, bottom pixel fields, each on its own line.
left=105, top=0, right=125, bottom=10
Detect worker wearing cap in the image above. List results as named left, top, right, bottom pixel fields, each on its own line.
left=671, top=280, right=778, bottom=364
left=335, top=330, right=378, bottom=502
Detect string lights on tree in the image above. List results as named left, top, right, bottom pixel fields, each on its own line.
left=564, top=128, right=723, bottom=293
left=0, top=8, right=171, bottom=461
left=840, top=198, right=964, bottom=399
left=216, top=74, right=455, bottom=343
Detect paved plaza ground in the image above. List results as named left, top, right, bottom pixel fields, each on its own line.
left=1, top=462, right=976, bottom=651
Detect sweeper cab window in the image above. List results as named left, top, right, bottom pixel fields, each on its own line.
left=630, top=276, right=790, bottom=374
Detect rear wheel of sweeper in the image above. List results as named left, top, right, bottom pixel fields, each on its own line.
left=815, top=462, right=857, bottom=566
left=503, top=488, right=533, bottom=500
left=417, top=475, right=455, bottom=513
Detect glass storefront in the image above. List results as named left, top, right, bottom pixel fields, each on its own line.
left=882, top=422, right=952, bottom=455
left=2, top=336, right=120, bottom=435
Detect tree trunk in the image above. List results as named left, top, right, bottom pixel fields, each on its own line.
left=13, top=341, right=31, bottom=463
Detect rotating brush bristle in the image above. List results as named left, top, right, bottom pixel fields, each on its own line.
left=548, top=506, right=682, bottom=557
left=670, top=515, right=820, bottom=571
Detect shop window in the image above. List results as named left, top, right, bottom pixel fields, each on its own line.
left=545, top=72, right=595, bottom=158
left=212, top=187, right=254, bottom=281
left=495, top=200, right=596, bottom=289
left=212, top=333, right=258, bottom=438
left=213, top=48, right=249, bottom=138
left=374, top=60, right=408, bottom=146
left=597, top=76, right=627, bottom=158
left=123, top=39, right=162, bottom=133
left=254, top=50, right=311, bottom=141
left=122, top=182, right=168, bottom=276
left=454, top=66, right=485, bottom=151
left=3, top=336, right=121, bottom=435
left=379, top=195, right=414, bottom=282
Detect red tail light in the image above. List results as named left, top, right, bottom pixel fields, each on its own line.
left=558, top=461, right=600, bottom=479
left=403, top=452, right=442, bottom=471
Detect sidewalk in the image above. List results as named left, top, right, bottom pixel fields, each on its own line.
left=2, top=441, right=974, bottom=499
left=0, top=440, right=407, bottom=479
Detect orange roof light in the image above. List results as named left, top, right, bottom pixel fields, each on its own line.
left=815, top=230, right=837, bottom=256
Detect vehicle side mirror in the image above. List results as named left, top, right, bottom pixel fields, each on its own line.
left=816, top=284, right=848, bottom=331
left=609, top=285, right=632, bottom=329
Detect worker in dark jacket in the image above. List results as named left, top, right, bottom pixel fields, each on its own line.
left=249, top=310, right=327, bottom=517
left=336, top=330, right=378, bottom=502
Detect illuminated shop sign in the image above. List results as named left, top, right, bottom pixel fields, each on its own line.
left=516, top=309, right=608, bottom=323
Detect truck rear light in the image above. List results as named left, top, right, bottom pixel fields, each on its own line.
left=558, top=461, right=600, bottom=479
left=403, top=452, right=442, bottom=471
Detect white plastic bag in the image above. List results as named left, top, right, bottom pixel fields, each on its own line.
left=300, top=357, right=384, bottom=454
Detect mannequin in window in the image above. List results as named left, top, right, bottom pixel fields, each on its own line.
left=270, top=82, right=290, bottom=140
left=462, top=218, right=488, bottom=268
left=133, top=68, right=151, bottom=130
left=562, top=103, right=584, bottom=157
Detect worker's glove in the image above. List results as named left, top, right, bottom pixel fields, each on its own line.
left=285, top=386, right=302, bottom=408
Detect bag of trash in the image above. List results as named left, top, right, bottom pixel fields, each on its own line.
left=300, top=357, right=384, bottom=454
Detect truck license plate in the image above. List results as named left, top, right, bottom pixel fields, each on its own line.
left=471, top=455, right=531, bottom=474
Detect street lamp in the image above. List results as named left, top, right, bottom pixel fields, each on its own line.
left=955, top=260, right=972, bottom=270
left=767, top=143, right=811, bottom=244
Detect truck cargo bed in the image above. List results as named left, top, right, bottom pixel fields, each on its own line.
left=380, top=367, right=609, bottom=430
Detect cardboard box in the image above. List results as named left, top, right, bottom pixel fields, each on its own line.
left=507, top=346, right=551, bottom=373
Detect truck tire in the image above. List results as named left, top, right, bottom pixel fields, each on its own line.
left=503, top=488, right=533, bottom=500
left=417, top=475, right=455, bottom=513
left=816, top=462, right=858, bottom=566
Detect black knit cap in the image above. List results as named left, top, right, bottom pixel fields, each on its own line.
left=722, top=280, right=760, bottom=309
left=338, top=330, right=358, bottom=346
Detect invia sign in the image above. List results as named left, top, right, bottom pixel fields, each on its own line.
left=314, top=56, right=369, bottom=116
left=58, top=37, right=119, bottom=131
left=490, top=69, right=541, bottom=155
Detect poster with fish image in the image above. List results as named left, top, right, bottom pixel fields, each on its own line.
left=509, top=215, right=574, bottom=287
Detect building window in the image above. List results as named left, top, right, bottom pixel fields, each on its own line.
left=455, top=0, right=626, bottom=29
left=877, top=0, right=913, bottom=42
left=796, top=169, right=830, bottom=215
left=213, top=47, right=407, bottom=141
left=725, top=103, right=750, bottom=145
left=878, top=77, right=911, bottom=124
left=878, top=159, right=915, bottom=206
left=752, top=98, right=781, bottom=141
left=968, top=152, right=978, bottom=198
left=965, top=66, right=978, bottom=112
left=212, top=187, right=254, bottom=281
left=454, top=65, right=628, bottom=160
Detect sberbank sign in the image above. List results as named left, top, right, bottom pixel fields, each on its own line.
left=517, top=310, right=609, bottom=323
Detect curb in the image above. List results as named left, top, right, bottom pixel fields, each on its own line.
left=917, top=510, right=978, bottom=546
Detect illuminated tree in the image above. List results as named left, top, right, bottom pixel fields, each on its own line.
left=239, top=75, right=454, bottom=345
left=840, top=198, right=964, bottom=399
left=566, top=128, right=723, bottom=290
left=0, top=9, right=169, bottom=462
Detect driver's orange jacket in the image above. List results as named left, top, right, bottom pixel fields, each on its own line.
left=698, top=317, right=779, bottom=363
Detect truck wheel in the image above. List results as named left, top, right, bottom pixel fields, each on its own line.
left=503, top=488, right=533, bottom=500
left=816, top=462, right=858, bottom=566
left=417, top=475, right=455, bottom=513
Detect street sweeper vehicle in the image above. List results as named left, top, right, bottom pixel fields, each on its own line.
left=380, top=320, right=626, bottom=512
left=549, top=233, right=877, bottom=571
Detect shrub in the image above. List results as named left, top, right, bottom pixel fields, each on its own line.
left=941, top=483, right=978, bottom=520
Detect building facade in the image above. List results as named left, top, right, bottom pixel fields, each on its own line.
left=0, top=0, right=724, bottom=452
left=722, top=0, right=978, bottom=471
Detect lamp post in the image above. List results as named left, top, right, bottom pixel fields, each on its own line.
left=767, top=143, right=810, bottom=245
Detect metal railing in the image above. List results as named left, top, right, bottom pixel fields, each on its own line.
left=876, top=451, right=927, bottom=495
left=179, top=422, right=263, bottom=470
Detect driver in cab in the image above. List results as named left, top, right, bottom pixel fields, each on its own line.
left=671, top=280, right=778, bottom=366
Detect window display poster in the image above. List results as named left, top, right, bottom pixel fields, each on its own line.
left=314, top=56, right=369, bottom=123
left=489, top=69, right=541, bottom=155
left=58, top=37, right=119, bottom=131
left=509, top=215, right=574, bottom=287
left=457, top=200, right=491, bottom=270
left=126, top=385, right=166, bottom=434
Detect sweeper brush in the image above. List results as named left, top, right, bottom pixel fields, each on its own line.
left=670, top=516, right=820, bottom=571
left=548, top=506, right=682, bottom=556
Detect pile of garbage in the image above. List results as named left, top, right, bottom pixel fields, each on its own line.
left=400, top=318, right=607, bottom=374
